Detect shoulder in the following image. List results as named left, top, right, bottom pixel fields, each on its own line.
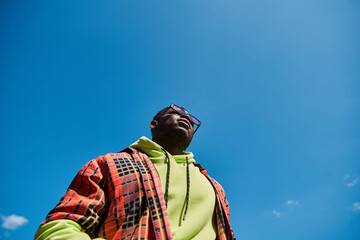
left=79, top=148, right=151, bottom=179
left=94, top=148, right=150, bottom=169
left=210, top=178, right=226, bottom=194
left=195, top=163, right=227, bottom=196
left=199, top=168, right=229, bottom=209
left=93, top=148, right=139, bottom=164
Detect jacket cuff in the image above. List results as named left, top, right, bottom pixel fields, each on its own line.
left=34, top=219, right=105, bottom=240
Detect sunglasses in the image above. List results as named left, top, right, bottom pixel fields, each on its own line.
left=157, top=104, right=202, bottom=133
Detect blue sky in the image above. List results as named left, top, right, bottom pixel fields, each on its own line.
left=0, top=0, right=359, bottom=239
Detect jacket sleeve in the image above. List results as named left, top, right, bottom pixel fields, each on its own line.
left=40, top=156, right=108, bottom=238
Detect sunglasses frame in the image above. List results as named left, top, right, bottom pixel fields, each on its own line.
left=156, top=104, right=201, bottom=134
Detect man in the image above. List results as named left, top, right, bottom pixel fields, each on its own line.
left=35, top=104, right=235, bottom=240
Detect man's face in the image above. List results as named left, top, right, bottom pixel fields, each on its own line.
left=151, top=107, right=194, bottom=150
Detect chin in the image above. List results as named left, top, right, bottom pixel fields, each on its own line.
left=166, top=128, right=192, bottom=148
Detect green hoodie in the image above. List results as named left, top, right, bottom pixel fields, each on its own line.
left=130, top=137, right=217, bottom=240
left=35, top=137, right=217, bottom=240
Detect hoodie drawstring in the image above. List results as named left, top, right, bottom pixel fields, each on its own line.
left=183, top=156, right=190, bottom=221
left=162, top=148, right=171, bottom=207
left=162, top=148, right=190, bottom=221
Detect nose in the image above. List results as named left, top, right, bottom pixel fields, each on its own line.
left=181, top=114, right=193, bottom=125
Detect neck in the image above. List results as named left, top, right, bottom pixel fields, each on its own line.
left=152, top=137, right=185, bottom=155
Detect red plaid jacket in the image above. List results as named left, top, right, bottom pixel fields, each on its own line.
left=44, top=148, right=235, bottom=240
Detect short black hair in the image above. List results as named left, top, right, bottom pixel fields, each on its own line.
left=153, top=106, right=169, bottom=121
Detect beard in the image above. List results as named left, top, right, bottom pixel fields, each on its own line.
left=163, top=127, right=191, bottom=149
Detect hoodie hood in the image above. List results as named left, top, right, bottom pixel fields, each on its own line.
left=130, top=136, right=195, bottom=164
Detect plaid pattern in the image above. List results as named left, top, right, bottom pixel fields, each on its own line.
left=44, top=148, right=235, bottom=240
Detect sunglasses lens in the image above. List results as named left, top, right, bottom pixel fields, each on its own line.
left=173, top=105, right=186, bottom=115
left=189, top=116, right=200, bottom=126
left=172, top=104, right=201, bottom=127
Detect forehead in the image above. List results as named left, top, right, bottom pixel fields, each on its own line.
left=172, top=105, right=188, bottom=112
left=163, top=107, right=177, bottom=115
left=154, top=105, right=190, bottom=120
left=157, top=106, right=179, bottom=118
left=154, top=107, right=170, bottom=120
left=166, top=105, right=189, bottom=115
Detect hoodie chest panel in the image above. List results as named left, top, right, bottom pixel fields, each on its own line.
left=153, top=158, right=217, bottom=239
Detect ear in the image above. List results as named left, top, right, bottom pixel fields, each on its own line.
left=149, top=120, right=158, bottom=130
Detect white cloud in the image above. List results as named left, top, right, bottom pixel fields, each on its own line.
left=352, top=202, right=360, bottom=212
left=1, top=214, right=28, bottom=230
left=266, top=200, right=299, bottom=218
left=346, top=178, right=359, bottom=187
left=271, top=209, right=281, bottom=217
left=286, top=200, right=299, bottom=206
left=343, top=174, right=359, bottom=187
